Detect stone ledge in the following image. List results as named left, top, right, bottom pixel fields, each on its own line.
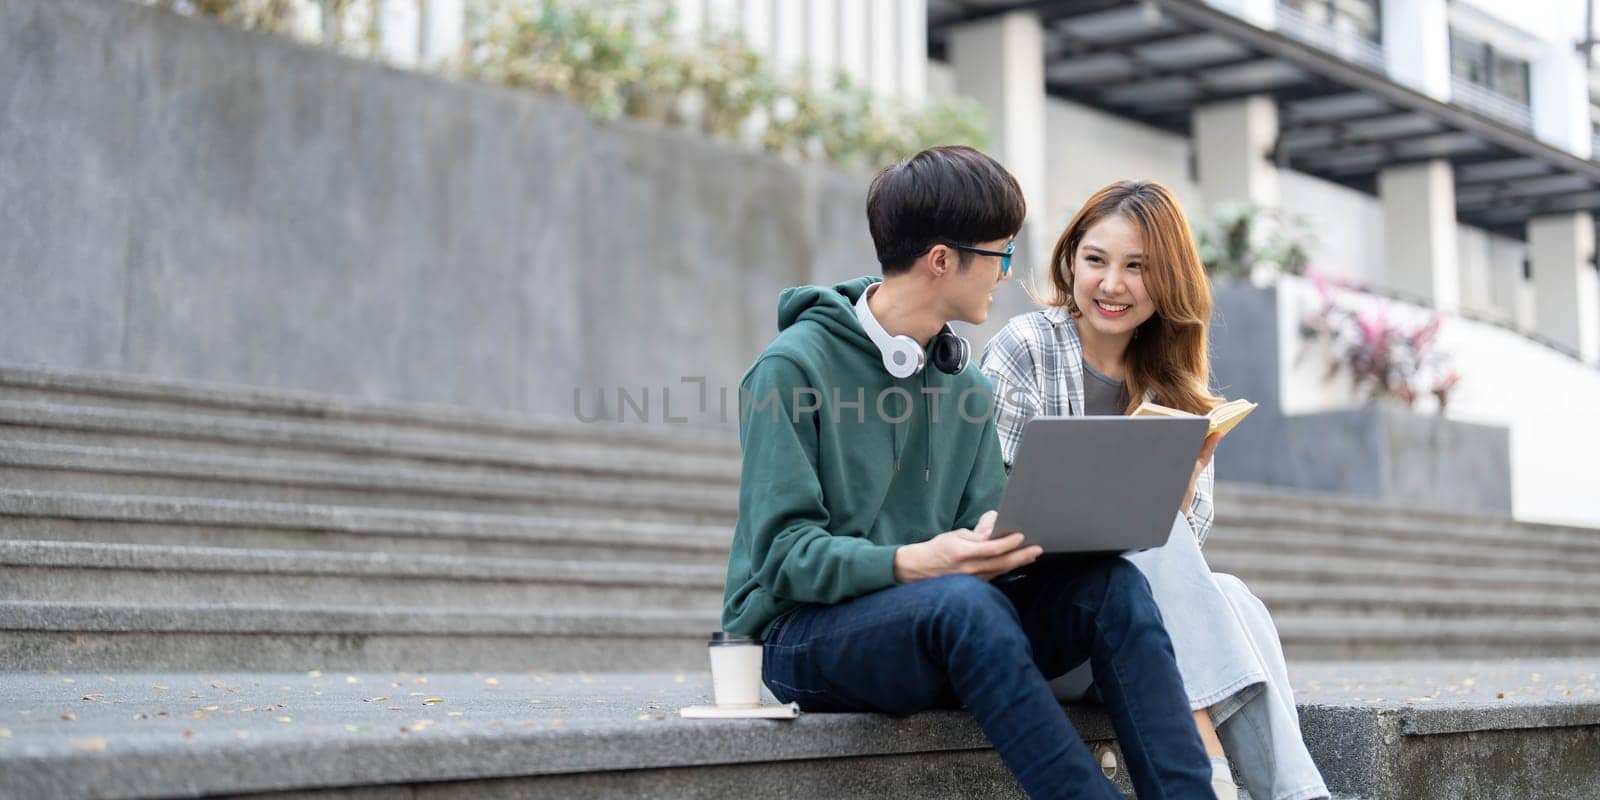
left=3, top=660, right=1597, bottom=800
left=0, top=365, right=743, bottom=458
left=0, top=442, right=737, bottom=517
left=0, top=540, right=725, bottom=587
left=0, top=602, right=718, bottom=637
left=0, top=489, right=732, bottom=552
left=0, top=399, right=742, bottom=485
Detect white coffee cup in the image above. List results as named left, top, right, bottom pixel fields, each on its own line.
left=707, top=632, right=764, bottom=707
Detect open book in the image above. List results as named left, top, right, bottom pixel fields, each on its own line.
left=1132, top=398, right=1257, bottom=437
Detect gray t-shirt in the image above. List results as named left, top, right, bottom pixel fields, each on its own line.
left=1082, top=360, right=1130, bottom=417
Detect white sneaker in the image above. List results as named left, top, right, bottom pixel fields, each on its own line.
left=1210, top=756, right=1238, bottom=800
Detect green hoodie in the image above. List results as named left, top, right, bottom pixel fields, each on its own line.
left=721, top=276, right=1009, bottom=638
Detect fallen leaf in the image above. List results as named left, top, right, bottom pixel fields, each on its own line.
left=60, top=713, right=76, bottom=721
left=60, top=678, right=75, bottom=685
left=411, top=677, right=429, bottom=685
left=181, top=729, right=193, bottom=739
left=422, top=698, right=445, bottom=705
left=200, top=705, right=220, bottom=712
left=636, top=714, right=651, bottom=721
left=275, top=716, right=293, bottom=724
left=68, top=737, right=107, bottom=752
left=307, top=671, right=323, bottom=678
left=484, top=678, right=500, bottom=686
left=1496, top=692, right=1506, bottom=699
left=344, top=724, right=367, bottom=733
left=447, top=711, right=464, bottom=718
left=151, top=685, right=168, bottom=691
left=81, top=694, right=104, bottom=702
left=364, top=696, right=389, bottom=703
left=345, top=676, right=360, bottom=684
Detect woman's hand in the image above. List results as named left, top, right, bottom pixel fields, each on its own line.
left=1179, top=431, right=1223, bottom=518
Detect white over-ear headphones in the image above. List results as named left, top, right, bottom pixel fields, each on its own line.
left=854, top=283, right=971, bottom=379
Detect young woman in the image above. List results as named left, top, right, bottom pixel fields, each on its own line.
left=980, top=180, right=1329, bottom=800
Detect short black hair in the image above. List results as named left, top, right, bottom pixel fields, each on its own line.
left=866, top=145, right=1027, bottom=275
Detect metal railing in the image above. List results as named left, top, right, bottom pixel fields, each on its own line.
left=1448, top=76, right=1534, bottom=131
left=1274, top=2, right=1385, bottom=73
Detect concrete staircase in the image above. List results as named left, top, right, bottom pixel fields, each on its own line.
left=2, top=365, right=1598, bottom=798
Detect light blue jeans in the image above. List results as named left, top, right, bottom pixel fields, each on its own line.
left=1050, top=516, right=1330, bottom=800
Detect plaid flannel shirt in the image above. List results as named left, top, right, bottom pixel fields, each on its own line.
left=978, top=306, right=1216, bottom=546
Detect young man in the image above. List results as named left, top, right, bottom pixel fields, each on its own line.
left=721, top=146, right=1213, bottom=799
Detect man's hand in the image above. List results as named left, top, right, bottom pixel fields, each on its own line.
left=893, top=510, right=1042, bottom=583
left=1179, top=431, right=1224, bottom=518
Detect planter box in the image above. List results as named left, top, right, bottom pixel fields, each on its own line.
left=1210, top=284, right=1512, bottom=515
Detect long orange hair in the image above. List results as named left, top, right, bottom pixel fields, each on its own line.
left=1040, top=180, right=1222, bottom=415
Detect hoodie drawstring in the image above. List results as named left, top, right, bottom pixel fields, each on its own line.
left=922, top=369, right=931, bottom=482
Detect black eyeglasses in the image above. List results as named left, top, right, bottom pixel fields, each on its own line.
left=948, top=241, right=1014, bottom=276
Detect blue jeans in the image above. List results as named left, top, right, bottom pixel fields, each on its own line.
left=761, top=558, right=1212, bottom=800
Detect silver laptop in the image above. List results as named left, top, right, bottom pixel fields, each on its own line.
left=993, top=416, right=1209, bottom=554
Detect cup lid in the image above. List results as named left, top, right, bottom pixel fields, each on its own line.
left=708, top=631, right=759, bottom=646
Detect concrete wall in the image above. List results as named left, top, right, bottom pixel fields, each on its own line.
left=0, top=0, right=876, bottom=427
left=1269, top=276, right=1600, bottom=526
left=1210, top=285, right=1514, bottom=516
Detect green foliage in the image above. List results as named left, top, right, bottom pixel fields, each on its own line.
left=458, top=0, right=989, bottom=169
left=148, top=0, right=990, bottom=169
left=144, top=0, right=303, bottom=34
left=1193, top=203, right=1314, bottom=283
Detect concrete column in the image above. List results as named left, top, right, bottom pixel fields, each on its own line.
left=419, top=0, right=463, bottom=67
left=837, top=0, right=869, bottom=89
left=1528, top=213, right=1600, bottom=364
left=867, top=0, right=899, bottom=97
left=1381, top=0, right=1451, bottom=101
left=1205, top=0, right=1275, bottom=28
left=1530, top=40, right=1592, bottom=158
left=804, top=0, right=837, bottom=90
left=1378, top=160, right=1460, bottom=310
left=773, top=0, right=806, bottom=76
left=740, top=0, right=774, bottom=56
left=377, top=0, right=421, bottom=66
left=949, top=11, right=1049, bottom=264
left=1192, top=95, right=1280, bottom=209
left=897, top=0, right=927, bottom=102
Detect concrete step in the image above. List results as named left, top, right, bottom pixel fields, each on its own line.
left=0, top=399, right=741, bottom=487
left=1207, top=520, right=1600, bottom=575
left=2, top=661, right=1596, bottom=800
left=1219, top=485, right=1600, bottom=552
left=1205, top=550, right=1596, bottom=596
left=0, top=602, right=717, bottom=672
left=0, top=490, right=732, bottom=564
left=0, top=441, right=739, bottom=522
left=0, top=540, right=725, bottom=612
left=0, top=669, right=1125, bottom=800
left=1274, top=613, right=1600, bottom=659
left=0, top=365, right=742, bottom=459
left=1214, top=506, right=1600, bottom=564
left=1249, top=580, right=1600, bottom=620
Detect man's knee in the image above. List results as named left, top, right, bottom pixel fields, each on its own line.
left=923, top=574, right=1023, bottom=638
